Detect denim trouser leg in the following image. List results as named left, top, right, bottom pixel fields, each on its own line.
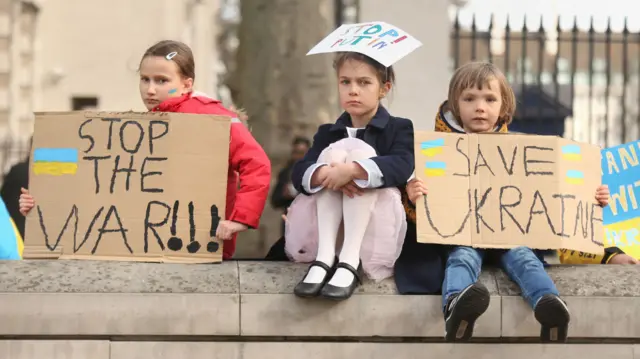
left=500, top=246, right=560, bottom=309
left=442, top=246, right=485, bottom=311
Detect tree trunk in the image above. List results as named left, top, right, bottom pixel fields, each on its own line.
left=231, top=0, right=338, bottom=258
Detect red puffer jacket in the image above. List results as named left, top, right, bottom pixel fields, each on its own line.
left=153, top=92, right=271, bottom=259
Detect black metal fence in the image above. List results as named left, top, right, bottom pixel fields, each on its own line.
left=451, top=12, right=640, bottom=146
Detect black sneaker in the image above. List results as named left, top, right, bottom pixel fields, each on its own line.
left=444, top=282, right=491, bottom=342
left=534, top=294, right=570, bottom=342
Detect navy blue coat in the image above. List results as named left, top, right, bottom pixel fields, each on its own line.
left=292, top=106, right=414, bottom=194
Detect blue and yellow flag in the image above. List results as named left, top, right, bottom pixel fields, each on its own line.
left=32, top=148, right=78, bottom=176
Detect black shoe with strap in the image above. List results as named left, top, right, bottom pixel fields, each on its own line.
left=319, top=261, right=362, bottom=301
left=293, top=260, right=335, bottom=298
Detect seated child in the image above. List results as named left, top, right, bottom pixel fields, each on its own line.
left=406, top=61, right=611, bottom=343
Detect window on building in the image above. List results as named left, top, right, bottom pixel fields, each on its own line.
left=72, top=96, right=98, bottom=111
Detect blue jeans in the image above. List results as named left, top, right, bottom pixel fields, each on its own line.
left=442, top=246, right=559, bottom=310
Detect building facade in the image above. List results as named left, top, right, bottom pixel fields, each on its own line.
left=35, top=0, right=220, bottom=113
left=0, top=0, right=221, bottom=174
left=0, top=0, right=38, bottom=171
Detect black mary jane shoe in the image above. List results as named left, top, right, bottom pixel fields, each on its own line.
left=319, top=262, right=362, bottom=301
left=293, top=260, right=335, bottom=298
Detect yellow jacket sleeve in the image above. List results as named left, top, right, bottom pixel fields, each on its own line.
left=557, top=247, right=623, bottom=264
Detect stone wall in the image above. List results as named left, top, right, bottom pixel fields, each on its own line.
left=0, top=261, right=638, bottom=358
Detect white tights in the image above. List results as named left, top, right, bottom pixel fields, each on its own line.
left=302, top=144, right=379, bottom=287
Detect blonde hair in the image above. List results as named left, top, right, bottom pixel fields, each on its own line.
left=447, top=62, right=516, bottom=126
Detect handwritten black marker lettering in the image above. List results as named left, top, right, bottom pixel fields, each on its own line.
left=474, top=144, right=495, bottom=176
left=140, top=157, right=167, bottom=193
left=74, top=206, right=104, bottom=252
left=186, top=202, right=201, bottom=253
left=590, top=203, right=604, bottom=246
left=37, top=205, right=78, bottom=251
left=499, top=185, right=525, bottom=234
left=207, top=204, right=221, bottom=253
left=497, top=145, right=518, bottom=175
left=110, top=155, right=137, bottom=193
left=573, top=200, right=588, bottom=238
left=524, top=146, right=554, bottom=176
left=120, top=120, right=144, bottom=154
left=454, top=137, right=471, bottom=177
left=91, top=205, right=131, bottom=255
left=475, top=187, right=495, bottom=233
left=102, top=118, right=121, bottom=150
left=149, top=120, right=169, bottom=155
left=78, top=119, right=95, bottom=153
left=167, top=200, right=182, bottom=251
left=143, top=200, right=171, bottom=252
left=553, top=194, right=575, bottom=238
left=423, top=191, right=472, bottom=238
left=83, top=156, right=111, bottom=194
left=526, top=190, right=556, bottom=234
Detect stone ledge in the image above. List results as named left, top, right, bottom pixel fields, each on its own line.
left=238, top=261, right=499, bottom=294
left=2, top=260, right=637, bottom=297
left=1, top=341, right=638, bottom=359
left=0, top=260, right=638, bottom=339
left=0, top=260, right=239, bottom=293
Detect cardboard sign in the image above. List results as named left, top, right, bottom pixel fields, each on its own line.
left=23, top=111, right=230, bottom=263
left=307, top=21, right=422, bottom=67
left=601, top=140, right=640, bottom=259
left=414, top=131, right=604, bottom=254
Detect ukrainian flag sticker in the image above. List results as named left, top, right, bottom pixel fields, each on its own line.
left=33, top=148, right=78, bottom=176
left=561, top=144, right=582, bottom=162
left=565, top=170, right=584, bottom=185
left=425, top=161, right=446, bottom=177
left=420, top=138, right=445, bottom=157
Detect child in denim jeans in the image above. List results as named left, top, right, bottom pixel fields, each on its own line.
left=407, top=62, right=610, bottom=343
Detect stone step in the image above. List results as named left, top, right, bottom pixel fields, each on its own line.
left=0, top=260, right=637, bottom=340
left=1, top=341, right=639, bottom=359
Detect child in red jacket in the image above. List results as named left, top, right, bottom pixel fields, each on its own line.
left=20, top=40, right=271, bottom=260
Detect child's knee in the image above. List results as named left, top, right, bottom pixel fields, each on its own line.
left=505, top=246, right=541, bottom=266
left=318, top=148, right=348, bottom=164
left=506, top=246, right=536, bottom=258
left=448, top=246, right=482, bottom=268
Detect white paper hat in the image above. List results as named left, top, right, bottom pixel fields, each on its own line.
left=307, top=21, right=422, bottom=67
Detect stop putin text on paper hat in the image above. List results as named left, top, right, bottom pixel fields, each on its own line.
left=307, top=21, right=422, bottom=67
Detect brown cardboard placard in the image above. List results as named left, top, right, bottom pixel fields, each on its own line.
left=414, top=131, right=604, bottom=254
left=23, top=111, right=230, bottom=263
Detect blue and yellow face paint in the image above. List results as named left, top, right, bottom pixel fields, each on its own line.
left=168, top=88, right=179, bottom=97
left=32, top=148, right=78, bottom=176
